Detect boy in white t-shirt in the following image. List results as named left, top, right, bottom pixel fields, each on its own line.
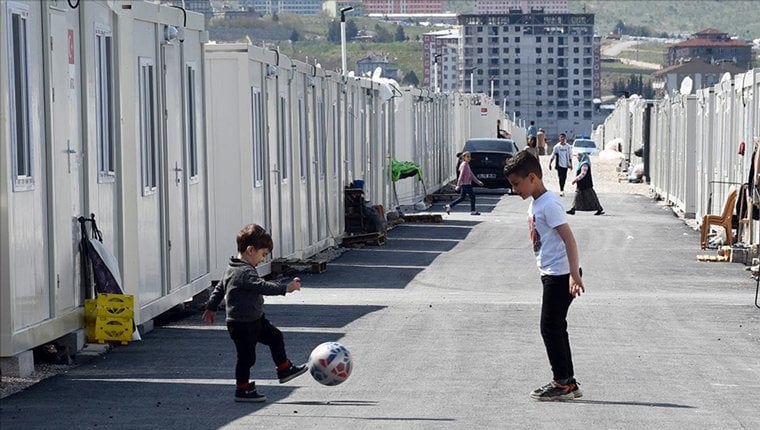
left=504, top=151, right=585, bottom=401
left=548, top=133, right=573, bottom=196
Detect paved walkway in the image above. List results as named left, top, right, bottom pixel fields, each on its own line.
left=1, top=157, right=758, bottom=429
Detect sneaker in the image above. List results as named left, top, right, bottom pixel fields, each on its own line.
left=572, top=381, right=583, bottom=398
left=529, top=381, right=578, bottom=401
left=566, top=209, right=575, bottom=215
left=559, top=191, right=564, bottom=196
left=235, top=386, right=266, bottom=403
left=594, top=210, right=605, bottom=216
left=444, top=204, right=451, bottom=215
left=278, top=362, right=308, bottom=383
left=470, top=211, right=481, bottom=215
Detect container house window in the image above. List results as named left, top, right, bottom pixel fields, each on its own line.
left=250, top=87, right=265, bottom=187
left=298, top=99, right=308, bottom=180
left=186, top=64, right=199, bottom=179
left=95, top=25, right=115, bottom=181
left=278, top=96, right=289, bottom=181
left=138, top=58, right=157, bottom=194
left=317, top=100, right=326, bottom=178
left=8, top=4, right=33, bottom=190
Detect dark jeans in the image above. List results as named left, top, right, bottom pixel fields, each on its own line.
left=540, top=274, right=575, bottom=382
left=227, top=316, right=287, bottom=385
left=450, top=184, right=476, bottom=212
left=556, top=166, right=568, bottom=192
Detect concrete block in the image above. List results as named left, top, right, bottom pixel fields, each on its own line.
left=138, top=318, right=154, bottom=336
left=56, top=329, right=86, bottom=353
left=0, top=350, right=35, bottom=377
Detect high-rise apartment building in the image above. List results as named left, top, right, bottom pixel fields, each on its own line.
left=458, top=12, right=598, bottom=138
left=422, top=28, right=460, bottom=91
left=475, top=0, right=568, bottom=14
left=362, top=0, right=444, bottom=14
left=249, top=0, right=324, bottom=15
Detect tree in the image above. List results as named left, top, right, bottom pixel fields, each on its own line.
left=327, top=20, right=340, bottom=43
left=402, top=70, right=419, bottom=86
left=394, top=25, right=406, bottom=42
left=290, top=30, right=300, bottom=43
left=374, top=24, right=393, bottom=42
left=346, top=20, right=358, bottom=40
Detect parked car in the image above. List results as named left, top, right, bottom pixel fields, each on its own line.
left=461, top=138, right=520, bottom=191
left=571, top=138, right=598, bottom=156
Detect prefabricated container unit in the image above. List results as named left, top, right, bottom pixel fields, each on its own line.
left=695, top=86, right=716, bottom=220
left=0, top=0, right=210, bottom=360
left=205, top=43, right=404, bottom=278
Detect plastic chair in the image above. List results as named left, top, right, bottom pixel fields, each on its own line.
left=700, top=186, right=738, bottom=249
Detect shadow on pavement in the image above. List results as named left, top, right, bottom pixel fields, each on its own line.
left=297, top=221, right=479, bottom=289
left=572, top=399, right=695, bottom=408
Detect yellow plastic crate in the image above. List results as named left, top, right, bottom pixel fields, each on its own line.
left=85, top=294, right=134, bottom=320
left=86, top=316, right=133, bottom=345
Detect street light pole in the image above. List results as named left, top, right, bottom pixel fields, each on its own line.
left=340, top=6, right=354, bottom=77
left=433, top=54, right=441, bottom=93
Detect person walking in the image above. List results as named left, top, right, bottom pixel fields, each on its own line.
left=527, top=120, right=538, bottom=140
left=445, top=151, right=484, bottom=216
left=548, top=133, right=573, bottom=196
left=525, top=135, right=540, bottom=159
left=503, top=151, right=585, bottom=401
left=537, top=128, right=547, bottom=156
left=566, top=153, right=605, bottom=216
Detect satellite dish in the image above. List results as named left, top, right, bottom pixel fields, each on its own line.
left=720, top=72, right=732, bottom=83
left=679, top=76, right=693, bottom=95
left=372, top=67, right=382, bottom=80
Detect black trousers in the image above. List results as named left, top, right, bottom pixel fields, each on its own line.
left=227, top=316, right=287, bottom=385
left=540, top=274, right=575, bottom=382
left=556, top=166, right=569, bottom=192
left=450, top=184, right=477, bottom=211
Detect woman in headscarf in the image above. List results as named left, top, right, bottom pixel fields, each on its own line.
left=566, top=152, right=604, bottom=215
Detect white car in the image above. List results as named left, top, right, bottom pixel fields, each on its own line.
left=571, top=138, right=598, bottom=156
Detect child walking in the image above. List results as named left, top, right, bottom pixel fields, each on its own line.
left=444, top=151, right=484, bottom=216
left=503, top=151, right=585, bottom=401
left=203, top=224, right=308, bottom=402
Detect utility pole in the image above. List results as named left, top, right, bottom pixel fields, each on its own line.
left=340, top=6, right=354, bottom=77
left=433, top=54, right=442, bottom=93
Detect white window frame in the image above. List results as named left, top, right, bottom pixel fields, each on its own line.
left=185, top=62, right=199, bottom=181
left=278, top=96, right=289, bottom=182
left=298, top=98, right=308, bottom=181
left=317, top=98, right=326, bottom=179
left=7, top=2, right=34, bottom=191
left=250, top=87, right=265, bottom=187
left=138, top=57, right=157, bottom=195
left=332, top=102, right=339, bottom=179
left=95, top=24, right=115, bottom=182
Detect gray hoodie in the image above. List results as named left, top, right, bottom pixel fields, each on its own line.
left=205, top=257, right=286, bottom=322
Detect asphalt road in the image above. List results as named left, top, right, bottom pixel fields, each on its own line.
left=1, top=171, right=758, bottom=429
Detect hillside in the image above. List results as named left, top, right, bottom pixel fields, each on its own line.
left=446, top=0, right=759, bottom=39
left=570, top=1, right=759, bottom=40
left=206, top=2, right=759, bottom=99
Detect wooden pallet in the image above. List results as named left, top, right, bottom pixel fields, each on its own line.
left=696, top=254, right=729, bottom=262
left=402, top=214, right=444, bottom=223
left=341, top=232, right=386, bottom=247
left=271, top=258, right=327, bottom=275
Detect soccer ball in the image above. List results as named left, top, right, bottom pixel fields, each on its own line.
left=309, top=342, right=352, bottom=386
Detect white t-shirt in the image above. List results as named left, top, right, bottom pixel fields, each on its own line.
left=551, top=143, right=573, bottom=168
left=528, top=191, right=569, bottom=275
